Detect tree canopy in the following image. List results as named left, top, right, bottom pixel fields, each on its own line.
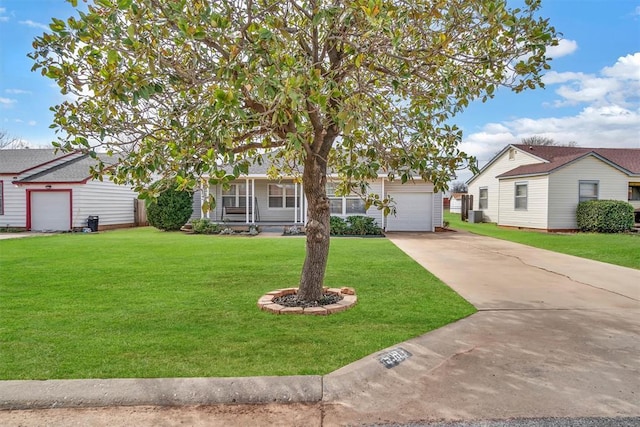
left=31, top=0, right=558, bottom=300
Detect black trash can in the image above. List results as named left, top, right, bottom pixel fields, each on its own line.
left=87, top=216, right=99, bottom=232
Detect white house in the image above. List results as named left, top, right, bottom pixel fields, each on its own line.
left=467, top=144, right=640, bottom=231
left=193, top=160, right=444, bottom=232
left=448, top=193, right=465, bottom=214
left=0, top=149, right=140, bottom=231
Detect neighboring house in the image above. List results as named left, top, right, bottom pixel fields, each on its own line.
left=467, top=144, right=640, bottom=231
left=449, top=193, right=465, bottom=214
left=192, top=160, right=444, bottom=232
left=0, top=149, right=140, bottom=231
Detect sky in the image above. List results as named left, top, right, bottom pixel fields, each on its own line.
left=0, top=0, right=639, bottom=182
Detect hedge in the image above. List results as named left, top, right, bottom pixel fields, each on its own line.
left=576, top=200, right=634, bottom=233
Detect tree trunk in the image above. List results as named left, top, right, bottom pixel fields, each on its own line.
left=297, top=154, right=330, bottom=302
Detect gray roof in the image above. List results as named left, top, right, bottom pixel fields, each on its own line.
left=0, top=149, right=70, bottom=174
left=1, top=149, right=120, bottom=183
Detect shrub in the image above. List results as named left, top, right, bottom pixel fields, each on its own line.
left=576, top=200, right=634, bottom=233
left=146, top=182, right=194, bottom=231
left=191, top=219, right=220, bottom=234
left=329, top=216, right=348, bottom=235
left=345, top=215, right=383, bottom=235
left=330, top=215, right=383, bottom=235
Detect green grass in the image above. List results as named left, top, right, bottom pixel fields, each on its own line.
left=445, top=211, right=640, bottom=270
left=0, top=228, right=475, bottom=380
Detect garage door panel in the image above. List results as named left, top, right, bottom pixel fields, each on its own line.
left=386, top=192, right=432, bottom=231
left=30, top=191, right=71, bottom=231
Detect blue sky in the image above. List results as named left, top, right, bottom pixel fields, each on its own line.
left=1, top=0, right=639, bottom=181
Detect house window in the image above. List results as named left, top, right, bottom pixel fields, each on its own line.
left=628, top=183, right=640, bottom=201
left=222, top=183, right=247, bottom=207
left=508, top=149, right=515, bottom=160
left=478, top=187, right=488, bottom=209
left=326, top=182, right=366, bottom=215
left=0, top=180, right=3, bottom=215
left=515, top=182, right=528, bottom=210
left=579, top=181, right=599, bottom=203
left=268, top=184, right=296, bottom=208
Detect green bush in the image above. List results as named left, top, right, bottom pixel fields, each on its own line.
left=330, top=215, right=383, bottom=235
left=576, top=200, right=634, bottom=233
left=146, top=182, right=194, bottom=231
left=346, top=215, right=383, bottom=235
left=191, top=219, right=220, bottom=234
left=329, top=216, right=348, bottom=235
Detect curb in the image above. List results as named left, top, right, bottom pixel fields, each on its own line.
left=0, top=376, right=323, bottom=410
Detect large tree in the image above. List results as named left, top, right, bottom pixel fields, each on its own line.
left=31, top=0, right=557, bottom=301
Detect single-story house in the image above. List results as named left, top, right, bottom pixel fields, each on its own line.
left=448, top=193, right=465, bottom=214
left=192, top=160, right=444, bottom=232
left=0, top=149, right=141, bottom=231
left=467, top=144, right=640, bottom=231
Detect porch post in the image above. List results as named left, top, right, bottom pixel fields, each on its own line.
left=380, top=177, right=385, bottom=229
left=294, top=182, right=298, bottom=224
left=245, top=178, right=250, bottom=224
left=200, top=183, right=205, bottom=219
left=251, top=179, right=256, bottom=224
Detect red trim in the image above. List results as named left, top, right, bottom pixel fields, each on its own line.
left=26, top=189, right=73, bottom=231
left=13, top=180, right=87, bottom=185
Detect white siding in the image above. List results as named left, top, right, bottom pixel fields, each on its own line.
left=449, top=197, right=462, bottom=213
left=0, top=175, right=27, bottom=228
left=468, top=148, right=544, bottom=223
left=433, top=192, right=443, bottom=228
left=498, top=176, right=549, bottom=229
left=71, top=179, right=137, bottom=228
left=547, top=156, right=630, bottom=230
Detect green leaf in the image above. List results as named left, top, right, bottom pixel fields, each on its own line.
left=117, top=0, right=133, bottom=9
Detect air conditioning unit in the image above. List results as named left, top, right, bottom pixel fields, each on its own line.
left=468, top=210, right=483, bottom=223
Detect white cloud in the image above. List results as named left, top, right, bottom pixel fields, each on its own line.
left=5, top=88, right=32, bottom=95
left=634, top=6, right=640, bottom=17
left=547, top=39, right=578, bottom=58
left=0, top=7, right=8, bottom=22
left=0, top=97, right=17, bottom=107
left=542, top=53, right=640, bottom=107
left=28, top=120, right=37, bottom=126
left=602, top=52, right=640, bottom=80
left=19, top=20, right=49, bottom=31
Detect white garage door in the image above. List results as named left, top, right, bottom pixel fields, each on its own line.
left=386, top=192, right=432, bottom=231
left=30, top=191, right=71, bottom=231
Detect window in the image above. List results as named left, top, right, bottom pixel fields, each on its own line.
left=268, top=184, right=296, bottom=208
left=478, top=187, right=488, bottom=209
left=222, top=183, right=247, bottom=207
left=628, top=184, right=640, bottom=201
left=327, top=182, right=366, bottom=215
left=0, top=180, right=3, bottom=215
left=515, top=182, right=528, bottom=210
left=508, top=149, right=515, bottom=160
left=579, top=181, right=598, bottom=203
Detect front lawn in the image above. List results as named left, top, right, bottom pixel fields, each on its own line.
left=445, top=212, right=640, bottom=270
left=0, top=228, right=475, bottom=380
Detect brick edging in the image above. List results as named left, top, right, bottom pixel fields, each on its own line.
left=257, top=287, right=357, bottom=315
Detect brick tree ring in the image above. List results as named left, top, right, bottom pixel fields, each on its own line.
left=257, top=287, right=357, bottom=315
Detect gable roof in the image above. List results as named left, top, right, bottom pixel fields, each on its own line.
left=0, top=148, right=71, bottom=174
left=1, top=149, right=119, bottom=183
left=496, top=145, right=640, bottom=178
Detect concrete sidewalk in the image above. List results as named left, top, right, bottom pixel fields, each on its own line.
left=1, top=231, right=639, bottom=426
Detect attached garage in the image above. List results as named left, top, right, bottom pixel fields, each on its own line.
left=386, top=192, right=433, bottom=231
left=28, top=190, right=72, bottom=231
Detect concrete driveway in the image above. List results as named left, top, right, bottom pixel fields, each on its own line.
left=1, top=231, right=639, bottom=426
left=322, top=231, right=640, bottom=424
